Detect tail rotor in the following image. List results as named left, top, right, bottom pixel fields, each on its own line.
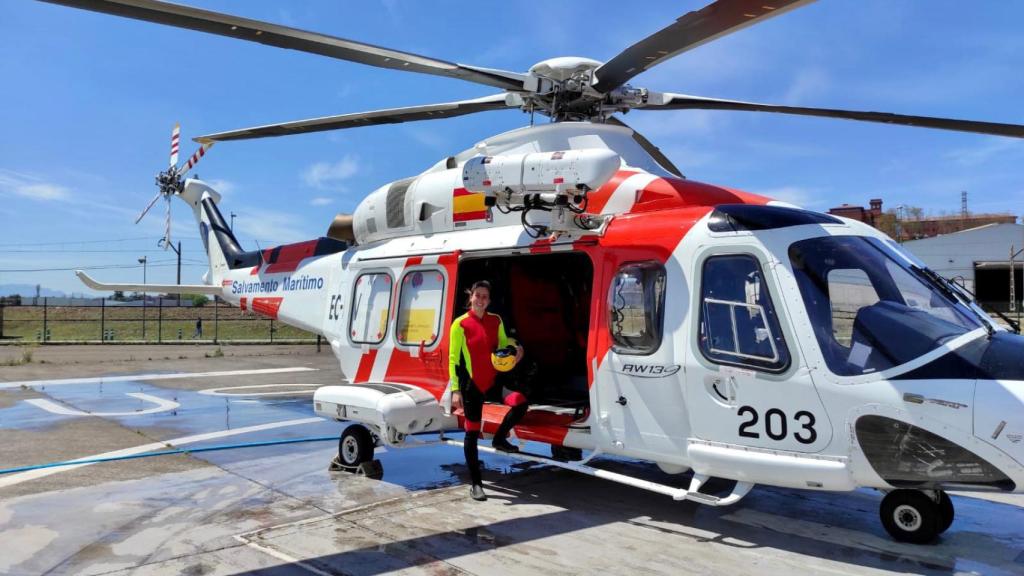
left=136, top=124, right=215, bottom=250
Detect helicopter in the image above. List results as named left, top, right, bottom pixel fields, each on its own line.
left=50, top=0, right=1024, bottom=544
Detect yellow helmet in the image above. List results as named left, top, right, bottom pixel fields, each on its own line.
left=491, top=341, right=518, bottom=373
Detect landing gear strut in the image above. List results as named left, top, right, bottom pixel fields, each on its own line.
left=879, top=489, right=954, bottom=544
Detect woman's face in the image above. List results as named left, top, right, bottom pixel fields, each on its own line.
left=469, top=287, right=490, bottom=315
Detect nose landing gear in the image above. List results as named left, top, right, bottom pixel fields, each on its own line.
left=879, top=489, right=954, bottom=544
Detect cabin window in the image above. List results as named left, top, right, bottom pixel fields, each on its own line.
left=396, top=268, right=446, bottom=347
left=698, top=254, right=790, bottom=372
left=349, top=272, right=393, bottom=344
left=608, top=262, right=666, bottom=355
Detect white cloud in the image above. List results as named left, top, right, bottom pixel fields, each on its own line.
left=945, top=138, right=1023, bottom=167
left=783, top=68, right=830, bottom=105
left=302, top=155, right=360, bottom=190
left=752, top=186, right=824, bottom=209
left=206, top=179, right=236, bottom=196
left=0, top=170, right=71, bottom=201
left=310, top=197, right=334, bottom=206
left=234, top=208, right=316, bottom=245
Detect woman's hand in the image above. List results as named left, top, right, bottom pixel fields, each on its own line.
left=451, top=390, right=463, bottom=413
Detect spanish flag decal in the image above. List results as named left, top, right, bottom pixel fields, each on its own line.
left=452, top=187, right=488, bottom=222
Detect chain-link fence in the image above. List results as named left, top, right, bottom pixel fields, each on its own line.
left=0, top=298, right=315, bottom=343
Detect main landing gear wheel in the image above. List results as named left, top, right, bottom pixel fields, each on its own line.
left=338, top=424, right=374, bottom=467
left=937, top=490, right=955, bottom=534
left=880, top=489, right=947, bottom=544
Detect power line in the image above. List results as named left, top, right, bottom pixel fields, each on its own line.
left=0, top=261, right=205, bottom=273
left=5, top=248, right=202, bottom=254
left=0, top=236, right=157, bottom=247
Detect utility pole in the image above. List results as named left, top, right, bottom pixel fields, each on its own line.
left=230, top=212, right=237, bottom=233
left=159, top=238, right=182, bottom=305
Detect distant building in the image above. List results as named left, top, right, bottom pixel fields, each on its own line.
left=903, top=223, right=1024, bottom=312
left=828, top=198, right=884, bottom=227
left=828, top=198, right=1016, bottom=241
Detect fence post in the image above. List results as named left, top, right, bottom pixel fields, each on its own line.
left=43, top=297, right=48, bottom=343
left=270, top=319, right=274, bottom=342
left=214, top=296, right=219, bottom=344
left=158, top=298, right=163, bottom=343
left=0, top=303, right=4, bottom=339
left=100, top=298, right=105, bottom=342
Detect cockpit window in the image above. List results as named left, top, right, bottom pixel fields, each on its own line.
left=789, top=236, right=982, bottom=376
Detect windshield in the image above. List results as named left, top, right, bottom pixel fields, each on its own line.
left=789, top=236, right=983, bottom=376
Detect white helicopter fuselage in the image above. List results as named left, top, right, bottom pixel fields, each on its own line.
left=180, top=122, right=1024, bottom=498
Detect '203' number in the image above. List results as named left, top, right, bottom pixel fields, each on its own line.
left=737, top=406, right=817, bottom=444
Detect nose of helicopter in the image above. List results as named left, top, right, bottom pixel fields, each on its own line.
left=972, top=333, right=1024, bottom=475
left=975, top=378, right=1024, bottom=467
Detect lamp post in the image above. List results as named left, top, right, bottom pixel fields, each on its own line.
left=139, top=256, right=147, bottom=340
left=895, top=204, right=907, bottom=243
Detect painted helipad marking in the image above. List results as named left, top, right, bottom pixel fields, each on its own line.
left=0, top=367, right=318, bottom=389
left=24, top=393, right=180, bottom=416
left=0, top=416, right=324, bottom=489
left=198, top=383, right=320, bottom=397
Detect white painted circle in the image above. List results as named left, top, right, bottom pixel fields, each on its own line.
left=893, top=504, right=923, bottom=532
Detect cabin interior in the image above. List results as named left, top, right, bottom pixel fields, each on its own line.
left=455, top=252, right=593, bottom=409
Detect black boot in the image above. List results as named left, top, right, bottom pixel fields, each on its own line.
left=492, top=404, right=527, bottom=453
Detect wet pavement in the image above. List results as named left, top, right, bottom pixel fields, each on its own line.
left=2, top=346, right=1024, bottom=575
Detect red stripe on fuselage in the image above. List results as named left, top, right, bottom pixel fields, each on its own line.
left=263, top=239, right=320, bottom=274
left=584, top=170, right=638, bottom=214
left=379, top=253, right=458, bottom=399
left=353, top=348, right=378, bottom=383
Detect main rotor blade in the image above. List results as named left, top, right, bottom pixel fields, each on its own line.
left=40, top=0, right=528, bottom=92
left=592, top=0, right=814, bottom=94
left=640, top=93, right=1024, bottom=139
left=605, top=116, right=684, bottom=178
left=195, top=94, right=519, bottom=142
left=135, top=190, right=162, bottom=224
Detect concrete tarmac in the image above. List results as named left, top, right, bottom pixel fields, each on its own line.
left=2, top=345, right=1024, bottom=575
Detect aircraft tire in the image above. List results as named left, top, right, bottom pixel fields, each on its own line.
left=339, top=424, right=374, bottom=468
left=936, top=491, right=955, bottom=534
left=879, top=489, right=941, bottom=544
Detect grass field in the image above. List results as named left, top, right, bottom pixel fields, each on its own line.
left=0, top=304, right=315, bottom=342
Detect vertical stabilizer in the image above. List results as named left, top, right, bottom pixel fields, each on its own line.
left=178, top=179, right=260, bottom=287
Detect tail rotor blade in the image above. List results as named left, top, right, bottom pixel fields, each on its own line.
left=179, top=141, right=214, bottom=175
left=170, top=123, right=180, bottom=168
left=135, top=191, right=163, bottom=224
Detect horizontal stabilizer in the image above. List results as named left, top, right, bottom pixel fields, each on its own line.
left=76, top=270, right=221, bottom=295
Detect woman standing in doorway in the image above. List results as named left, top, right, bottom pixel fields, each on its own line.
left=449, top=280, right=526, bottom=501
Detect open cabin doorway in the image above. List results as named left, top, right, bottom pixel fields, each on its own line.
left=454, top=251, right=594, bottom=409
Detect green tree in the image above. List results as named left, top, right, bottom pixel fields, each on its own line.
left=191, top=294, right=210, bottom=307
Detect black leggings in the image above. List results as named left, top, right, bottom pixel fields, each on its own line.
left=460, top=382, right=528, bottom=485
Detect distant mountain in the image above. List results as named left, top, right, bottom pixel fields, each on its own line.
left=0, top=284, right=67, bottom=298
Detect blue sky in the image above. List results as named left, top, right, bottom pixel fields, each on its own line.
left=2, top=0, right=1023, bottom=295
